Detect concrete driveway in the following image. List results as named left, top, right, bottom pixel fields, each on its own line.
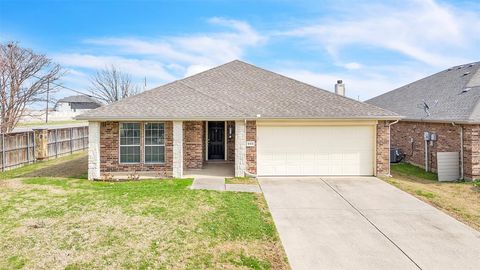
left=259, top=177, right=480, bottom=270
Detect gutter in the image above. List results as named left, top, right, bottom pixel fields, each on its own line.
left=75, top=116, right=404, bottom=122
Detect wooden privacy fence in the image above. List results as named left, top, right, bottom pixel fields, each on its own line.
left=0, top=125, right=88, bottom=171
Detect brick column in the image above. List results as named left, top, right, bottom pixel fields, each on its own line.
left=235, top=120, right=246, bottom=177
left=172, top=121, right=183, bottom=178
left=376, top=121, right=390, bottom=176
left=246, top=121, right=257, bottom=174
left=88, top=122, right=101, bottom=180
left=463, top=124, right=480, bottom=180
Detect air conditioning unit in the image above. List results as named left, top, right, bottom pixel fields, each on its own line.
left=390, top=148, right=405, bottom=163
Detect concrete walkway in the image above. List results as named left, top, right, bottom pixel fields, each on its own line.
left=185, top=163, right=261, bottom=193
left=259, top=177, right=480, bottom=270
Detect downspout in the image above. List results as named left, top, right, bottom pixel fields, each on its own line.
left=425, top=137, right=429, bottom=172
left=387, top=119, right=400, bottom=177
left=452, top=122, right=464, bottom=180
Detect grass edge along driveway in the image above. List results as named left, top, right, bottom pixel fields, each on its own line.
left=383, top=162, right=479, bottom=231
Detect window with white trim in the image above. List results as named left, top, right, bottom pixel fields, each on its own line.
left=144, top=123, right=165, bottom=163
left=119, top=123, right=141, bottom=163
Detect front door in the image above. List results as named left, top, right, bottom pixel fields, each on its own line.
left=208, top=121, right=225, bottom=160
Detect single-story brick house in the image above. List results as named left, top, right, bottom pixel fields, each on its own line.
left=367, top=61, right=480, bottom=180
left=77, top=60, right=400, bottom=180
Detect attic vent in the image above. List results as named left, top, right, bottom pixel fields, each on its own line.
left=457, top=66, right=463, bottom=69
left=447, top=68, right=453, bottom=71
left=461, top=87, right=471, bottom=93
left=462, top=72, right=471, bottom=76
left=469, top=63, right=475, bottom=67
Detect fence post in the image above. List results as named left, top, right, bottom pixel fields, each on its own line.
left=55, top=129, right=58, bottom=158
left=32, top=131, right=36, bottom=161
left=83, top=126, right=86, bottom=150
left=26, top=132, right=30, bottom=163
left=1, top=133, right=5, bottom=172
left=70, top=128, right=73, bottom=154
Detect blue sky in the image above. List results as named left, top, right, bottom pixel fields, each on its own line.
left=1, top=0, right=479, bottom=105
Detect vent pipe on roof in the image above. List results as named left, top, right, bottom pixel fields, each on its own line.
left=335, top=80, right=345, bottom=96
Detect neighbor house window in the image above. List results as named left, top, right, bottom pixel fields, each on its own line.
left=119, top=123, right=141, bottom=163
left=144, top=123, right=165, bottom=163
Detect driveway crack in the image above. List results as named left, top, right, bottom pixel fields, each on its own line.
left=320, top=178, right=423, bottom=270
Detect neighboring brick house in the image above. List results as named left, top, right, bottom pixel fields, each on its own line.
left=368, top=61, right=480, bottom=180
left=78, top=60, right=399, bottom=180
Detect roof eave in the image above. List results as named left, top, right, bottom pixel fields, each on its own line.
left=401, top=118, right=480, bottom=124
left=76, top=115, right=403, bottom=122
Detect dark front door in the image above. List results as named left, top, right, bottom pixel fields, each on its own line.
left=208, top=121, right=225, bottom=160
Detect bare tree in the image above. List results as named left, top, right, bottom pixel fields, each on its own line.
left=0, top=42, right=62, bottom=133
left=89, top=65, right=139, bottom=104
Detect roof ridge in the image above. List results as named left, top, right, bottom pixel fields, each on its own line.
left=177, top=81, right=250, bottom=117
left=237, top=61, right=397, bottom=114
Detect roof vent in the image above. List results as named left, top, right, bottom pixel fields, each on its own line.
left=469, top=63, right=475, bottom=67
left=447, top=68, right=453, bottom=71
left=334, top=80, right=345, bottom=96
left=462, top=72, right=471, bottom=76
left=457, top=66, right=463, bottom=69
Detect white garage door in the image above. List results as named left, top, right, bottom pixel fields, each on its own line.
left=257, top=125, right=375, bottom=176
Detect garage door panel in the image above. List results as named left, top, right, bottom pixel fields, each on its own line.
left=257, top=125, right=374, bottom=176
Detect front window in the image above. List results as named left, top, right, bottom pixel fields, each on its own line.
left=119, top=123, right=141, bottom=163
left=144, top=123, right=165, bottom=163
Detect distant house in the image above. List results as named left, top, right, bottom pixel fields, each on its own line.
left=55, top=95, right=102, bottom=113
left=367, top=62, right=480, bottom=180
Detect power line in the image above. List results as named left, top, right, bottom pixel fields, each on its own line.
left=31, top=74, right=93, bottom=97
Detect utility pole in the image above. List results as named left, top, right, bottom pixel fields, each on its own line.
left=45, top=79, right=49, bottom=123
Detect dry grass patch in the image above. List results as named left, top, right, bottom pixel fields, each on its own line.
left=0, top=177, right=289, bottom=269
left=383, top=163, right=480, bottom=231
left=225, top=177, right=258, bottom=185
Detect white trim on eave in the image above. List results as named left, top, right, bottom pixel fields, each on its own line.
left=77, top=116, right=403, bottom=122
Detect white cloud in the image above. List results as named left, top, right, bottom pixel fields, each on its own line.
left=343, top=62, right=362, bottom=70
left=54, top=18, right=266, bottom=91
left=54, top=53, right=177, bottom=84
left=84, top=18, right=265, bottom=71
left=277, top=63, right=427, bottom=101
left=185, top=64, right=212, bottom=77
left=281, top=0, right=480, bottom=68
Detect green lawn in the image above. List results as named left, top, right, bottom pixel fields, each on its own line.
left=383, top=162, right=480, bottom=230
left=0, top=154, right=289, bottom=269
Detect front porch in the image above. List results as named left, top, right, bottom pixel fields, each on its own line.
left=185, top=161, right=261, bottom=193
left=175, top=120, right=248, bottom=178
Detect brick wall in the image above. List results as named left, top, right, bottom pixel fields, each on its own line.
left=100, top=121, right=173, bottom=177
left=376, top=121, right=390, bottom=176
left=390, top=121, right=461, bottom=173
left=463, top=124, right=480, bottom=180
left=183, top=121, right=204, bottom=169
left=246, top=120, right=256, bottom=174
left=227, top=121, right=235, bottom=162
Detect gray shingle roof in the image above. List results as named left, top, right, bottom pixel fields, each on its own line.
left=77, top=60, right=399, bottom=121
left=367, top=62, right=480, bottom=123
left=57, top=95, right=102, bottom=104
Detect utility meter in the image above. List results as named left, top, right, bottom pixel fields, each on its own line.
left=423, top=132, right=431, bottom=141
